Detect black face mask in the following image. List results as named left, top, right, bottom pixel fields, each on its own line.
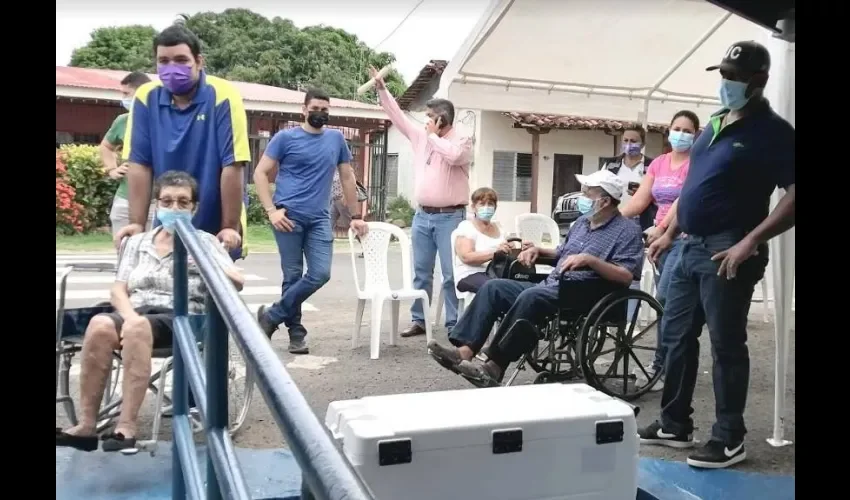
left=307, top=110, right=329, bottom=129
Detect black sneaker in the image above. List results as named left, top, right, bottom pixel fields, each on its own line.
left=687, top=439, right=746, bottom=469
left=638, top=421, right=694, bottom=449
left=256, top=305, right=277, bottom=338
left=288, top=338, right=310, bottom=355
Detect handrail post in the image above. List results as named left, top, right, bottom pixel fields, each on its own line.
left=173, top=234, right=189, bottom=500
left=205, top=296, right=228, bottom=500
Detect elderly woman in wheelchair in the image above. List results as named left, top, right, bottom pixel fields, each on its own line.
left=56, top=171, right=244, bottom=452
left=428, top=170, right=660, bottom=395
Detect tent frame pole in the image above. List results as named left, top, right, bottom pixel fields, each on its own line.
left=641, top=12, right=732, bottom=129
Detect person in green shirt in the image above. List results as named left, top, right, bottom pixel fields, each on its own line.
left=100, top=72, right=155, bottom=236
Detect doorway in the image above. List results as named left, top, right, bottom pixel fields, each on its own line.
left=552, top=154, right=583, bottom=209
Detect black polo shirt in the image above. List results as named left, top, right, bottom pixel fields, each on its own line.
left=677, top=99, right=795, bottom=237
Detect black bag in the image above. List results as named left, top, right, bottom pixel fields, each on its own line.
left=485, top=238, right=537, bottom=282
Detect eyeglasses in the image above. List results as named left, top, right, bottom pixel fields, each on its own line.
left=157, top=197, right=193, bottom=209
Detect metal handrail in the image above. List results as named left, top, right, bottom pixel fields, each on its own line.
left=171, top=219, right=374, bottom=500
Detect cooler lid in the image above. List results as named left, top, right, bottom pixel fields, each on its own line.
left=326, top=384, right=633, bottom=457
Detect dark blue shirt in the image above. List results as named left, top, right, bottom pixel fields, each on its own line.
left=678, top=100, right=795, bottom=236
left=125, top=71, right=251, bottom=258
left=264, top=127, right=353, bottom=221
left=542, top=214, right=644, bottom=288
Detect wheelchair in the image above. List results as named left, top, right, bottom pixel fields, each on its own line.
left=55, top=251, right=255, bottom=456
left=498, top=257, right=663, bottom=402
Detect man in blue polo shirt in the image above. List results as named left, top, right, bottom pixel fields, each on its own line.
left=638, top=41, right=796, bottom=469
left=117, top=24, right=250, bottom=258
left=252, top=88, right=368, bottom=354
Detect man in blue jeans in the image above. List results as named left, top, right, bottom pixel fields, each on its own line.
left=370, top=66, right=472, bottom=337
left=639, top=41, right=796, bottom=469
left=252, top=88, right=369, bottom=354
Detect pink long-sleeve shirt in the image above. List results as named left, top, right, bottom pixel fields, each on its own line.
left=377, top=87, right=471, bottom=208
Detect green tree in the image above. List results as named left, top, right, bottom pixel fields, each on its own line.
left=69, top=9, right=407, bottom=101
left=70, top=25, right=158, bottom=72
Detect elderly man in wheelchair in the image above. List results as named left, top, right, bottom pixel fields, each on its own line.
left=56, top=171, right=245, bottom=452
left=428, top=170, right=654, bottom=393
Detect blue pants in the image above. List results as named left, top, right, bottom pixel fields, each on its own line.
left=659, top=232, right=767, bottom=444
left=410, top=208, right=465, bottom=328
left=266, top=213, right=333, bottom=339
left=448, top=279, right=558, bottom=355
left=651, top=237, right=684, bottom=372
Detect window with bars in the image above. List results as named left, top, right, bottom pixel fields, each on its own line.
left=385, top=154, right=399, bottom=199
left=492, top=151, right=533, bottom=202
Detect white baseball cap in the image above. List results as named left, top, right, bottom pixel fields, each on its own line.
left=574, top=169, right=626, bottom=201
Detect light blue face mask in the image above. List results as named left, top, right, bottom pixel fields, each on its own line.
left=157, top=208, right=193, bottom=232
left=121, top=97, right=133, bottom=111
left=719, top=79, right=751, bottom=111
left=476, top=205, right=496, bottom=222
left=576, top=196, right=595, bottom=215
left=668, top=130, right=695, bottom=152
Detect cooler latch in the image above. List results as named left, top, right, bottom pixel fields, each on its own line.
left=492, top=428, right=523, bottom=454
left=595, top=420, right=624, bottom=444
left=378, top=439, right=412, bottom=466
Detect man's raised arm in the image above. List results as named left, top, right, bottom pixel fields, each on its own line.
left=370, top=66, right=422, bottom=142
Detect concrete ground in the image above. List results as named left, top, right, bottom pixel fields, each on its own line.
left=56, top=248, right=795, bottom=476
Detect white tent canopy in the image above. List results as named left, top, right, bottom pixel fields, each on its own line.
left=439, top=0, right=771, bottom=126
left=440, top=0, right=795, bottom=447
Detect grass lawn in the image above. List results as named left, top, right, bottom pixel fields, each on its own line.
left=56, top=225, right=356, bottom=253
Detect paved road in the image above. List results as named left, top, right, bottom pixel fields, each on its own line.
left=55, top=248, right=795, bottom=476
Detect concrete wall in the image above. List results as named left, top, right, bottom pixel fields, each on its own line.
left=386, top=110, right=428, bottom=202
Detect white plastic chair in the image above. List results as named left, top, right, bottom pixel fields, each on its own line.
left=349, top=223, right=433, bottom=360
left=516, top=213, right=561, bottom=248
left=434, top=229, right=483, bottom=325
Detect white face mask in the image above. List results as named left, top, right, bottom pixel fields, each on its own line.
left=121, top=97, right=133, bottom=111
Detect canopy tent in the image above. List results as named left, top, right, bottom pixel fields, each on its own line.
left=439, top=0, right=795, bottom=447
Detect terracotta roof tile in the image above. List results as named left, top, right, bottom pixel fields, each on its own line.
left=504, top=112, right=668, bottom=133
left=55, top=66, right=381, bottom=110
left=397, top=60, right=448, bottom=111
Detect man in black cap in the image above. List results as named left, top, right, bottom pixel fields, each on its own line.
left=638, top=40, right=796, bottom=469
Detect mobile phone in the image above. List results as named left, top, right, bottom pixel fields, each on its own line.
left=628, top=182, right=640, bottom=191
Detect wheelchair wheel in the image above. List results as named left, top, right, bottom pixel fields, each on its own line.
left=578, top=289, right=663, bottom=401
left=226, top=332, right=255, bottom=436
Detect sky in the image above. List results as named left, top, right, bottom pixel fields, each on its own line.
left=55, top=0, right=491, bottom=84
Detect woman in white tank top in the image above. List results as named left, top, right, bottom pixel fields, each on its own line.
left=454, top=187, right=512, bottom=293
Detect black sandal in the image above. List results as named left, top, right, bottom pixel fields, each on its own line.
left=101, top=431, right=137, bottom=452
left=56, top=427, right=98, bottom=452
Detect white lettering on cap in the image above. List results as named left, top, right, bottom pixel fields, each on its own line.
left=725, top=45, right=742, bottom=60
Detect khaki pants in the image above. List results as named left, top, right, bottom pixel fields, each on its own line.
left=109, top=196, right=156, bottom=237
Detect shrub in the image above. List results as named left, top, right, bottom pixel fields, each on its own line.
left=247, top=183, right=274, bottom=226
left=60, top=144, right=117, bottom=232
left=56, top=151, right=85, bottom=234
left=387, top=195, right=415, bottom=226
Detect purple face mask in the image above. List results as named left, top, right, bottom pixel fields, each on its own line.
left=623, top=142, right=642, bottom=156
left=157, top=63, right=196, bottom=95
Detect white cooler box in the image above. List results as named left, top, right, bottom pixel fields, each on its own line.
left=324, top=383, right=639, bottom=500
